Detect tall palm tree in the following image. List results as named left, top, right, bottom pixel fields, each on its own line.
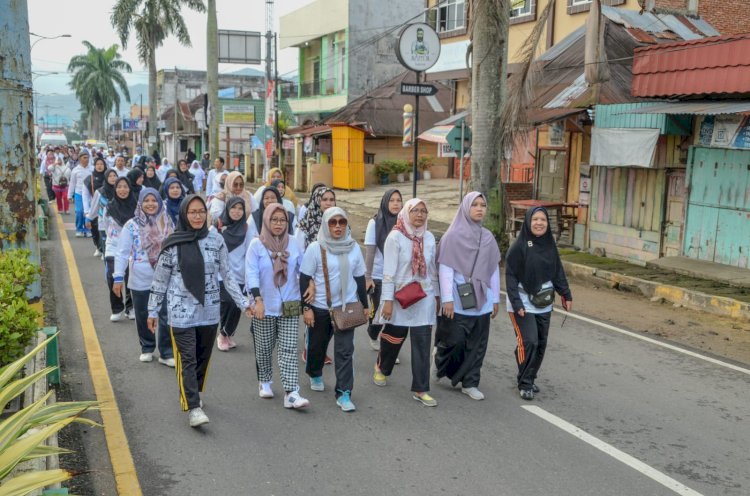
left=68, top=41, right=132, bottom=140
left=111, top=0, right=206, bottom=147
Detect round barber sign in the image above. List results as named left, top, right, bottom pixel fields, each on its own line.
left=397, top=23, right=441, bottom=72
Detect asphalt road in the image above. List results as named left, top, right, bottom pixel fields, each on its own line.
left=48, top=209, right=750, bottom=496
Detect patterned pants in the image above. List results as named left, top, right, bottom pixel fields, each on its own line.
left=250, top=315, right=300, bottom=392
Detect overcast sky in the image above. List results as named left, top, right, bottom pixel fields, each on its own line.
left=29, top=0, right=313, bottom=96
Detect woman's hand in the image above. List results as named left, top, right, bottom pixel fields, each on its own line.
left=253, top=300, right=265, bottom=320
left=562, top=300, right=573, bottom=312
left=85, top=221, right=92, bottom=230
left=147, top=317, right=158, bottom=334
left=303, top=307, right=315, bottom=327
left=363, top=307, right=369, bottom=320
left=517, top=308, right=526, bottom=317
left=381, top=301, right=393, bottom=321
left=244, top=306, right=254, bottom=319
left=491, top=303, right=499, bottom=319
left=303, top=280, right=315, bottom=304
left=366, top=279, right=374, bottom=292
left=442, top=302, right=454, bottom=320
left=112, top=282, right=122, bottom=298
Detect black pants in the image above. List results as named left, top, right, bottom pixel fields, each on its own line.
left=219, top=281, right=244, bottom=337
left=90, top=217, right=100, bottom=250
left=366, top=279, right=383, bottom=341
left=305, top=307, right=354, bottom=397
left=44, top=175, right=55, bottom=201
left=434, top=313, right=491, bottom=389
left=509, top=311, right=551, bottom=391
left=170, top=324, right=218, bottom=411
left=104, top=257, right=132, bottom=314
left=99, top=230, right=107, bottom=255
left=378, top=324, right=432, bottom=392
left=131, top=289, right=172, bottom=357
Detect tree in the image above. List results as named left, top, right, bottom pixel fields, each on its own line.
left=111, top=0, right=206, bottom=147
left=207, top=0, right=219, bottom=160
left=68, top=41, right=132, bottom=140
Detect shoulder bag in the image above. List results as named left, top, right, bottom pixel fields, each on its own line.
left=321, top=248, right=368, bottom=332
left=455, top=231, right=482, bottom=310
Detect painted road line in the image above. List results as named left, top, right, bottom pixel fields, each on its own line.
left=522, top=405, right=704, bottom=496
left=498, top=291, right=750, bottom=376
left=54, top=211, right=143, bottom=495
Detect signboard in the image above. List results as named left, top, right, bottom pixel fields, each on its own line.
left=218, top=30, right=262, bottom=65
left=397, top=23, right=441, bottom=72
left=400, top=83, right=438, bottom=96
left=122, top=119, right=139, bottom=132
left=697, top=115, right=750, bottom=150
left=446, top=120, right=472, bottom=153
left=548, top=120, right=565, bottom=147
left=222, top=104, right=256, bottom=125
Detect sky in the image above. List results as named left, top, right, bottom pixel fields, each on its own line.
left=28, top=0, right=313, bottom=96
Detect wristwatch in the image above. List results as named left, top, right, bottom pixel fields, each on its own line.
left=303, top=305, right=312, bottom=312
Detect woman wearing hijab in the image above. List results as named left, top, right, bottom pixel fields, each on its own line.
left=299, top=207, right=368, bottom=412
left=250, top=187, right=285, bottom=237
left=246, top=203, right=310, bottom=409
left=104, top=177, right=138, bottom=322
left=505, top=206, right=572, bottom=401
left=157, top=157, right=173, bottom=182
left=84, top=158, right=108, bottom=256
left=86, top=169, right=118, bottom=259
left=435, top=192, right=502, bottom=401
left=147, top=195, right=251, bottom=428
left=255, top=167, right=299, bottom=207
left=175, top=159, right=196, bottom=195
left=364, top=189, right=402, bottom=351
left=113, top=188, right=175, bottom=365
left=213, top=197, right=253, bottom=351
left=270, top=179, right=297, bottom=218
left=189, top=160, right=206, bottom=195
left=143, top=164, right=162, bottom=191
left=296, top=187, right=336, bottom=250
left=208, top=171, right=257, bottom=221
left=126, top=168, right=145, bottom=197
left=49, top=157, right=71, bottom=214
left=162, top=177, right=185, bottom=227
left=372, top=199, right=439, bottom=407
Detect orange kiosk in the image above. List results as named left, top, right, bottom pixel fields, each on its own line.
left=330, top=123, right=366, bottom=190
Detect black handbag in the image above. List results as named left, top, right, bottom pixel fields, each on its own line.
left=529, top=287, right=555, bottom=308
left=456, top=232, right=482, bottom=310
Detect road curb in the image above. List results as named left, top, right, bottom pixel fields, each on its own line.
left=562, top=260, right=750, bottom=320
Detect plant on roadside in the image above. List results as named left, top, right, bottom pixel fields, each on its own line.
left=417, top=156, right=435, bottom=171
left=0, top=250, right=41, bottom=367
left=373, top=163, right=393, bottom=178
left=380, top=160, right=410, bottom=175
left=0, top=334, right=99, bottom=496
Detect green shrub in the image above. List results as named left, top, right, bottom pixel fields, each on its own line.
left=373, top=163, right=393, bottom=177
left=0, top=250, right=41, bottom=367
left=380, top=160, right=410, bottom=175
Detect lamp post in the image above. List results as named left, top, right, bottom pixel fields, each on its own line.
left=30, top=32, right=71, bottom=51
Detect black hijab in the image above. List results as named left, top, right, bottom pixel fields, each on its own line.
left=175, top=161, right=195, bottom=194
left=143, top=165, right=162, bottom=191
left=374, top=188, right=401, bottom=254
left=89, top=158, right=107, bottom=195
left=218, top=197, right=248, bottom=253
left=127, top=168, right=144, bottom=197
left=253, top=186, right=283, bottom=234
left=160, top=195, right=209, bottom=305
left=98, top=169, right=118, bottom=201
left=107, top=177, right=138, bottom=227
left=505, top=206, right=560, bottom=295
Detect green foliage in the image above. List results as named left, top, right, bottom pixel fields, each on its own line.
left=417, top=156, right=435, bottom=171
left=485, top=189, right=508, bottom=256
left=0, top=251, right=41, bottom=367
left=379, top=160, right=410, bottom=175
left=373, top=163, right=392, bottom=177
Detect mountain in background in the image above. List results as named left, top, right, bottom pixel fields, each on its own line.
left=36, top=83, right=149, bottom=127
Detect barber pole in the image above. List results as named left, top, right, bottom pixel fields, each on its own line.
left=403, top=104, right=414, bottom=147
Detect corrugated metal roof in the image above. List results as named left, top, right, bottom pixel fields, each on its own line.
left=620, top=101, right=750, bottom=115
left=632, top=33, right=750, bottom=97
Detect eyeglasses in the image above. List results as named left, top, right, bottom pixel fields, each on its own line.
left=410, top=208, right=429, bottom=216
left=328, top=218, right=348, bottom=228
left=187, top=210, right=207, bottom=217
left=269, top=217, right=288, bottom=225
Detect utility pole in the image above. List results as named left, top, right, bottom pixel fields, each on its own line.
left=263, top=0, right=275, bottom=176
left=139, top=93, right=143, bottom=150
left=0, top=0, right=41, bottom=298
left=207, top=0, right=219, bottom=161
left=174, top=68, right=179, bottom=163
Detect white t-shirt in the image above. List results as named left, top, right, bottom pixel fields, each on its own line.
left=364, top=218, right=384, bottom=280
left=505, top=281, right=554, bottom=314
left=300, top=241, right=365, bottom=309
left=245, top=238, right=303, bottom=317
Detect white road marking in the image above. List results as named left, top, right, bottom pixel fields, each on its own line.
left=522, top=405, right=704, bottom=496
left=499, top=290, right=750, bottom=376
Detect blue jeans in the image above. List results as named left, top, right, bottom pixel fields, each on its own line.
left=131, top=289, right=173, bottom=358
left=74, top=193, right=89, bottom=234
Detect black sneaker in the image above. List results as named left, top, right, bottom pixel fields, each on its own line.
left=520, top=389, right=534, bottom=401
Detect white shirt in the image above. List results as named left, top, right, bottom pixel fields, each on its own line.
left=114, top=167, right=130, bottom=178
left=300, top=241, right=365, bottom=309
left=439, top=265, right=501, bottom=316
left=364, top=219, right=384, bottom=280
left=105, top=156, right=116, bottom=168
left=506, top=281, right=554, bottom=314
left=105, top=215, right=123, bottom=258
left=68, top=165, right=92, bottom=198
left=376, top=230, right=438, bottom=327
left=206, top=168, right=226, bottom=197
left=245, top=237, right=303, bottom=316
left=211, top=224, right=254, bottom=283
left=114, top=219, right=158, bottom=291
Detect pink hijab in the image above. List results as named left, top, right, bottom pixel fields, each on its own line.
left=393, top=198, right=428, bottom=278
left=258, top=203, right=290, bottom=287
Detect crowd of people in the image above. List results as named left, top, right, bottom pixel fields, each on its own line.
left=43, top=146, right=573, bottom=428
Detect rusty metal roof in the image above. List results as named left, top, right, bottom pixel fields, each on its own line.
left=632, top=33, right=750, bottom=98
left=619, top=101, right=750, bottom=115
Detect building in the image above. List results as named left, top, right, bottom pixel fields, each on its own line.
left=647, top=0, right=749, bottom=35
left=279, top=0, right=425, bottom=122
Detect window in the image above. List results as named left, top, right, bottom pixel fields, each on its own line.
left=567, top=0, right=624, bottom=15
left=510, top=0, right=536, bottom=24
left=436, top=0, right=466, bottom=33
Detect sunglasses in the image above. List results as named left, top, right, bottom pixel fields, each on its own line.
left=327, top=218, right=348, bottom=228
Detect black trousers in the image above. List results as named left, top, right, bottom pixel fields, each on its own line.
left=104, top=257, right=132, bottom=314
left=305, top=307, right=354, bottom=397
left=44, top=175, right=55, bottom=201
left=90, top=217, right=100, bottom=250
left=378, top=324, right=432, bottom=392
left=434, top=313, right=491, bottom=389
left=219, top=282, right=244, bottom=337
left=170, top=324, right=218, bottom=411
left=366, top=279, right=383, bottom=341
left=131, top=289, right=172, bottom=357
left=509, top=311, right=551, bottom=391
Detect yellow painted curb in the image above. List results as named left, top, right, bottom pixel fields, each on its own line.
left=53, top=211, right=143, bottom=495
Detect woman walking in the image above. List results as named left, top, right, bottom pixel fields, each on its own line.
left=126, top=168, right=145, bottom=197
left=175, top=159, right=196, bottom=195
left=435, top=192, right=501, bottom=401
left=214, top=197, right=253, bottom=351
left=297, top=182, right=326, bottom=222
left=103, top=177, right=137, bottom=321
left=270, top=179, right=298, bottom=230
left=209, top=171, right=257, bottom=220
left=255, top=167, right=298, bottom=207
left=49, top=158, right=71, bottom=214
left=162, top=177, right=185, bottom=227
left=246, top=203, right=310, bottom=409
left=85, top=158, right=108, bottom=257
left=189, top=160, right=206, bottom=195
left=505, top=206, right=572, bottom=400
left=147, top=195, right=251, bottom=427
left=373, top=199, right=438, bottom=407
left=250, top=187, right=284, bottom=237
left=113, top=188, right=175, bottom=365
left=364, top=189, right=402, bottom=351
left=143, top=164, right=162, bottom=191
left=87, top=169, right=118, bottom=258
left=68, top=151, right=93, bottom=237
left=296, top=187, right=336, bottom=250
left=300, top=207, right=368, bottom=412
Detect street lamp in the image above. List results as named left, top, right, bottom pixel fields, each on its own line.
left=30, top=33, right=71, bottom=51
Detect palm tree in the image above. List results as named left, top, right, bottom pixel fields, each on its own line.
left=68, top=41, right=132, bottom=140
left=111, top=0, right=206, bottom=147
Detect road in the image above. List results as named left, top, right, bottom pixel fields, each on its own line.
left=45, top=207, right=750, bottom=496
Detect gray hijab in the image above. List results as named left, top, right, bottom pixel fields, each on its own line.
left=317, top=207, right=357, bottom=309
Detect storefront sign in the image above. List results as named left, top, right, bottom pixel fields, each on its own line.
left=222, top=104, right=256, bottom=125
left=397, top=23, right=441, bottom=72
left=548, top=120, right=565, bottom=147
left=697, top=115, right=750, bottom=149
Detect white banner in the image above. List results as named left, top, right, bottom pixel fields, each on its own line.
left=590, top=128, right=659, bottom=168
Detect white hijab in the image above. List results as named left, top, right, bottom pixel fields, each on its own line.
left=317, top=207, right=357, bottom=308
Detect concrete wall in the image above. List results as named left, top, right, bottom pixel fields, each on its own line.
left=279, top=0, right=349, bottom=49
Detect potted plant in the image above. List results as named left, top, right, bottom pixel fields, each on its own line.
left=388, top=160, right=409, bottom=182
left=418, top=156, right=435, bottom=181
left=374, top=163, right=392, bottom=185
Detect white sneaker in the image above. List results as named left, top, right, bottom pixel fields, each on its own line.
left=395, top=357, right=401, bottom=365
left=101, top=253, right=105, bottom=261
left=75, top=232, right=83, bottom=238
left=158, top=357, right=175, bottom=367
left=258, top=381, right=274, bottom=398
left=94, top=248, right=101, bottom=257
left=139, top=353, right=153, bottom=362
left=461, top=387, right=485, bottom=401
left=126, top=309, right=136, bottom=320
left=188, top=407, right=209, bottom=427
left=284, top=390, right=310, bottom=409
left=369, top=338, right=380, bottom=351
left=110, top=311, right=125, bottom=322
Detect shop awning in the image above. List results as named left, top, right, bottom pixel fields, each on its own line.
left=620, top=101, right=750, bottom=115
left=590, top=128, right=659, bottom=168
left=418, top=125, right=454, bottom=144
